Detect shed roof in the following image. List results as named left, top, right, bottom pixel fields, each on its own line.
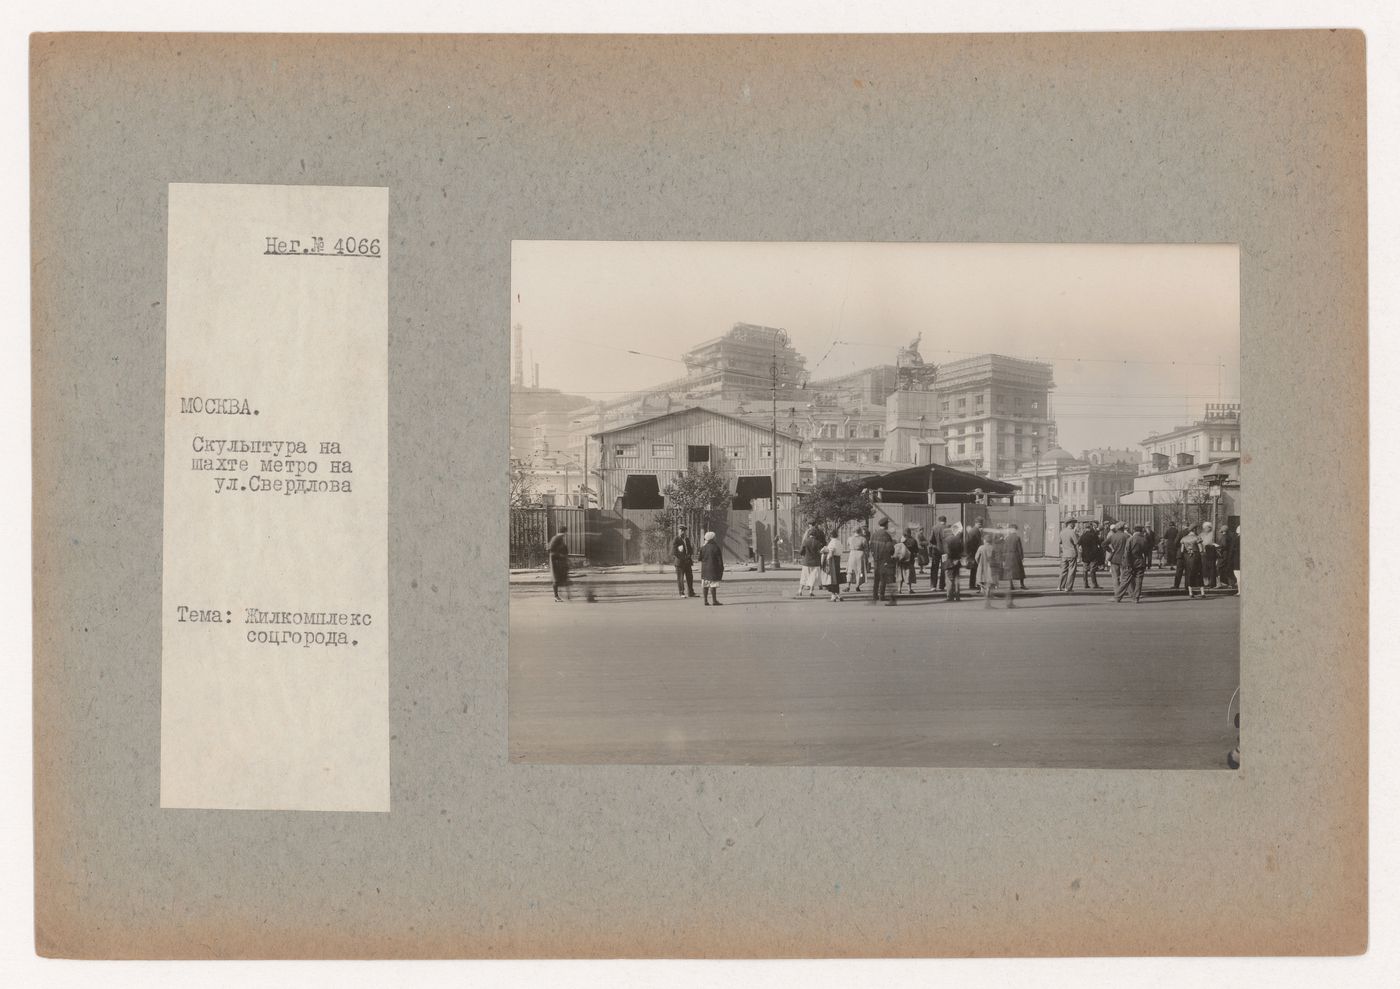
left=590, top=405, right=802, bottom=443
left=853, top=462, right=1020, bottom=504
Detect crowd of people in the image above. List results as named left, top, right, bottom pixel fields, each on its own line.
left=789, top=515, right=1028, bottom=607
left=545, top=514, right=1241, bottom=608
left=778, top=513, right=1241, bottom=608
left=1053, top=516, right=1241, bottom=603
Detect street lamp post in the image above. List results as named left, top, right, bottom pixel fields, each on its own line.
left=1204, top=471, right=1229, bottom=536
left=769, top=331, right=784, bottom=570
left=571, top=417, right=591, bottom=508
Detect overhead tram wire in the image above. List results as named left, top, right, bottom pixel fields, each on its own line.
left=831, top=338, right=1231, bottom=370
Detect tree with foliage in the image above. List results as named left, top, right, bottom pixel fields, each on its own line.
left=1160, top=479, right=1215, bottom=529
left=662, top=465, right=732, bottom=537
left=798, top=478, right=874, bottom=534
left=641, top=507, right=682, bottom=572
left=509, top=459, right=537, bottom=509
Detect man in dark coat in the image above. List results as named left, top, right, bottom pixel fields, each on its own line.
left=965, top=518, right=984, bottom=592
left=930, top=516, right=948, bottom=591
left=698, top=530, right=725, bottom=606
left=1116, top=525, right=1150, bottom=603
left=1217, top=523, right=1237, bottom=588
left=671, top=524, right=696, bottom=598
left=1163, top=521, right=1180, bottom=571
left=547, top=526, right=571, bottom=602
left=1003, top=523, right=1027, bottom=590
left=869, top=519, right=898, bottom=604
left=1077, top=522, right=1102, bottom=590
left=943, top=523, right=966, bottom=602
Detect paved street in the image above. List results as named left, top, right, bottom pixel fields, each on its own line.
left=509, top=565, right=1241, bottom=769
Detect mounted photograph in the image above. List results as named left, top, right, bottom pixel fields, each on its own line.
left=508, top=241, right=1241, bottom=769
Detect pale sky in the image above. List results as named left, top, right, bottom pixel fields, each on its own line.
left=510, top=242, right=1239, bottom=452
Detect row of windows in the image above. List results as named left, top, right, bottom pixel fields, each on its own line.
left=812, top=423, right=882, bottom=439
left=1150, top=433, right=1240, bottom=456
left=815, top=449, right=882, bottom=463
left=613, top=442, right=781, bottom=461
left=945, top=422, right=1043, bottom=436
left=940, top=394, right=1042, bottom=414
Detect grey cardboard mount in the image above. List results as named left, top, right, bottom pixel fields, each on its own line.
left=31, top=33, right=1366, bottom=957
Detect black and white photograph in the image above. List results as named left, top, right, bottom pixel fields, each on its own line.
left=509, top=241, right=1242, bottom=769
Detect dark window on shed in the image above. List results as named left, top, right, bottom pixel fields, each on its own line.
left=621, top=474, right=664, bottom=510
left=731, top=475, right=772, bottom=510
left=687, top=444, right=710, bottom=463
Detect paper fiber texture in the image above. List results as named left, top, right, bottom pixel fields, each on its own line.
left=31, top=33, right=1365, bottom=957
left=160, top=183, right=389, bottom=812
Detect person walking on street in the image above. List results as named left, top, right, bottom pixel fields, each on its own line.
left=1179, top=524, right=1205, bottom=598
left=869, top=518, right=898, bottom=604
left=930, top=516, right=948, bottom=591
left=796, top=525, right=825, bottom=598
left=965, top=518, right=985, bottom=592
left=975, top=533, right=1001, bottom=608
left=671, top=524, right=696, bottom=598
left=943, top=522, right=966, bottom=602
left=547, top=525, right=572, bottom=602
left=1058, top=519, right=1081, bottom=593
left=916, top=530, right=931, bottom=576
left=821, top=530, right=845, bottom=602
left=699, top=530, right=725, bottom=606
left=1200, top=522, right=1219, bottom=589
left=844, top=526, right=869, bottom=593
left=1003, top=523, right=1027, bottom=591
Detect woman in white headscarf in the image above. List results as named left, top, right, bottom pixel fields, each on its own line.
left=821, top=529, right=845, bottom=602
left=699, top=530, right=725, bottom=606
left=1178, top=524, right=1205, bottom=598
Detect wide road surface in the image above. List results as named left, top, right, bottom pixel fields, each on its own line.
left=510, top=569, right=1240, bottom=769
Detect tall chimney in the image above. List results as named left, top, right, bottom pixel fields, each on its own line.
left=511, top=323, right=524, bottom=388
left=533, top=362, right=540, bottom=389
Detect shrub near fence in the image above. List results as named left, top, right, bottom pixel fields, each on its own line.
left=509, top=508, right=548, bottom=567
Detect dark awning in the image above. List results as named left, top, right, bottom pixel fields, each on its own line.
left=852, top=463, right=1020, bottom=505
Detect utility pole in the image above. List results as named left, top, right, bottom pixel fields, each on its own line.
left=770, top=330, right=783, bottom=569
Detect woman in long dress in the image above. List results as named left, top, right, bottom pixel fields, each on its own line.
left=1178, top=525, right=1205, bottom=598
left=699, top=530, right=726, bottom=606
left=821, top=531, right=844, bottom=602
